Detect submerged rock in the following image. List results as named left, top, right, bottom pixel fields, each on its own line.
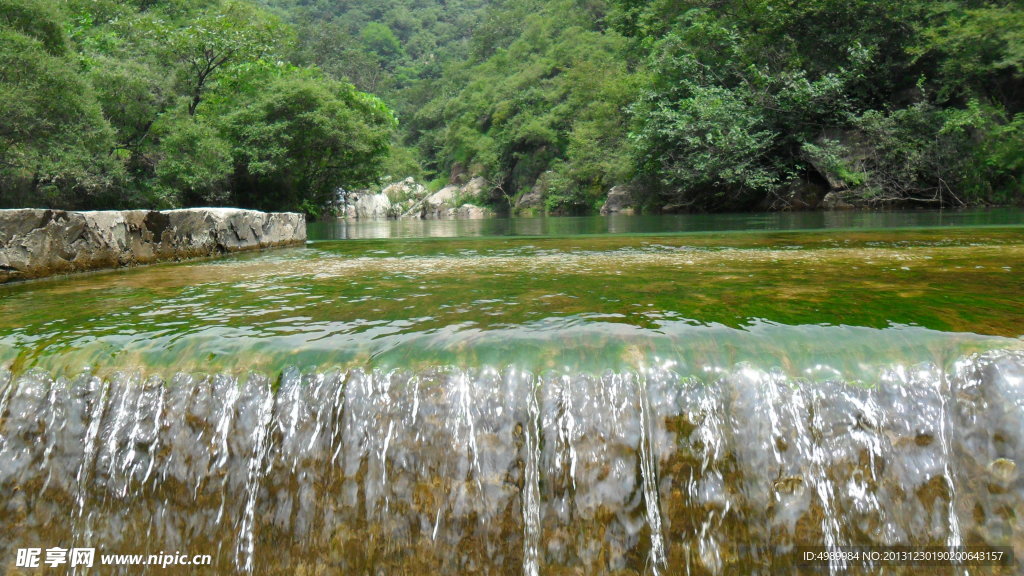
left=988, top=458, right=1018, bottom=484
left=0, top=208, right=305, bottom=283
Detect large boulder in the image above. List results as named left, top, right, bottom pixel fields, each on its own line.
left=515, top=173, right=550, bottom=216
left=804, top=129, right=871, bottom=191
left=774, top=177, right=828, bottom=210
left=449, top=204, right=493, bottom=219
left=414, top=186, right=458, bottom=219
left=460, top=176, right=486, bottom=199
left=376, top=178, right=429, bottom=216
left=0, top=208, right=305, bottom=283
left=515, top=189, right=544, bottom=214
left=822, top=191, right=855, bottom=210
left=599, top=185, right=637, bottom=215
left=426, top=186, right=459, bottom=208
left=350, top=192, right=393, bottom=218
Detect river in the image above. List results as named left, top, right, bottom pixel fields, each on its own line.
left=1, top=209, right=1022, bottom=574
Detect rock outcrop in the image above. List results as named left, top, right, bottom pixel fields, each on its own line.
left=451, top=204, right=492, bottom=219
left=515, top=171, right=553, bottom=216
left=459, top=176, right=486, bottom=199
left=349, top=193, right=393, bottom=218
left=775, top=177, right=828, bottom=210
left=515, top=189, right=544, bottom=215
left=599, top=185, right=637, bottom=215
left=514, top=178, right=547, bottom=216
left=382, top=177, right=428, bottom=202
left=401, top=176, right=492, bottom=219
left=0, top=208, right=305, bottom=283
left=821, top=192, right=855, bottom=210
left=804, top=129, right=871, bottom=191
left=420, top=185, right=460, bottom=219
left=382, top=178, right=429, bottom=215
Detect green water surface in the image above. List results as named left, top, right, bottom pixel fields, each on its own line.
left=309, top=207, right=1024, bottom=239
left=1, top=223, right=1022, bottom=378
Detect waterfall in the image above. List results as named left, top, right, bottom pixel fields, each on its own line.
left=1, top=351, right=1022, bottom=574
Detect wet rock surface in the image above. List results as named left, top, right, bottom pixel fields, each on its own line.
left=0, top=351, right=1021, bottom=574
left=0, top=208, right=305, bottom=283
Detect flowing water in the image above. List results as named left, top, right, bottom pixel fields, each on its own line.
left=2, top=211, right=1024, bottom=574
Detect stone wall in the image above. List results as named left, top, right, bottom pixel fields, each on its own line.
left=0, top=208, right=306, bottom=283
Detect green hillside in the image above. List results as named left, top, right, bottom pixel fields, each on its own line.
left=2, top=0, right=1022, bottom=214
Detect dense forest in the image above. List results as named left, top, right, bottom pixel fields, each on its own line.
left=0, top=0, right=394, bottom=214
left=2, top=0, right=1022, bottom=215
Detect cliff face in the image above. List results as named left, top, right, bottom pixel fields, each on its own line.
left=0, top=208, right=306, bottom=283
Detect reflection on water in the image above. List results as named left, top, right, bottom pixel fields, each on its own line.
left=309, top=208, right=1024, bottom=240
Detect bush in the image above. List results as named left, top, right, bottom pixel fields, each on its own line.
left=848, top=100, right=1022, bottom=205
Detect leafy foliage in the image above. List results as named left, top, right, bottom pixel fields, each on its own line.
left=620, top=0, right=1022, bottom=209
left=0, top=0, right=395, bottom=214
left=220, top=72, right=395, bottom=214
left=0, top=2, right=122, bottom=208
left=154, top=112, right=233, bottom=206
left=168, top=0, right=286, bottom=115
left=262, top=0, right=1021, bottom=212
left=2, top=0, right=1022, bottom=213
left=405, top=0, right=637, bottom=211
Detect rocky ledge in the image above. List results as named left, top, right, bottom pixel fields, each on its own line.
left=0, top=208, right=305, bottom=283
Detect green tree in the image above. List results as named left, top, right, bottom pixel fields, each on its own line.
left=154, top=113, right=233, bottom=206
left=627, top=11, right=853, bottom=210
left=0, top=0, right=68, bottom=55
left=914, top=2, right=1024, bottom=107
left=169, top=0, right=285, bottom=115
left=0, top=0, right=122, bottom=208
left=220, top=72, right=396, bottom=214
left=414, top=1, right=638, bottom=211
left=361, top=22, right=404, bottom=63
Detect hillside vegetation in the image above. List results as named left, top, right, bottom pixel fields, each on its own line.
left=1, top=0, right=393, bottom=214
left=2, top=0, right=1022, bottom=214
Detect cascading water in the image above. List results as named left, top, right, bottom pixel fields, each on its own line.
left=1, top=223, right=1023, bottom=574
left=1, top=355, right=1023, bottom=574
